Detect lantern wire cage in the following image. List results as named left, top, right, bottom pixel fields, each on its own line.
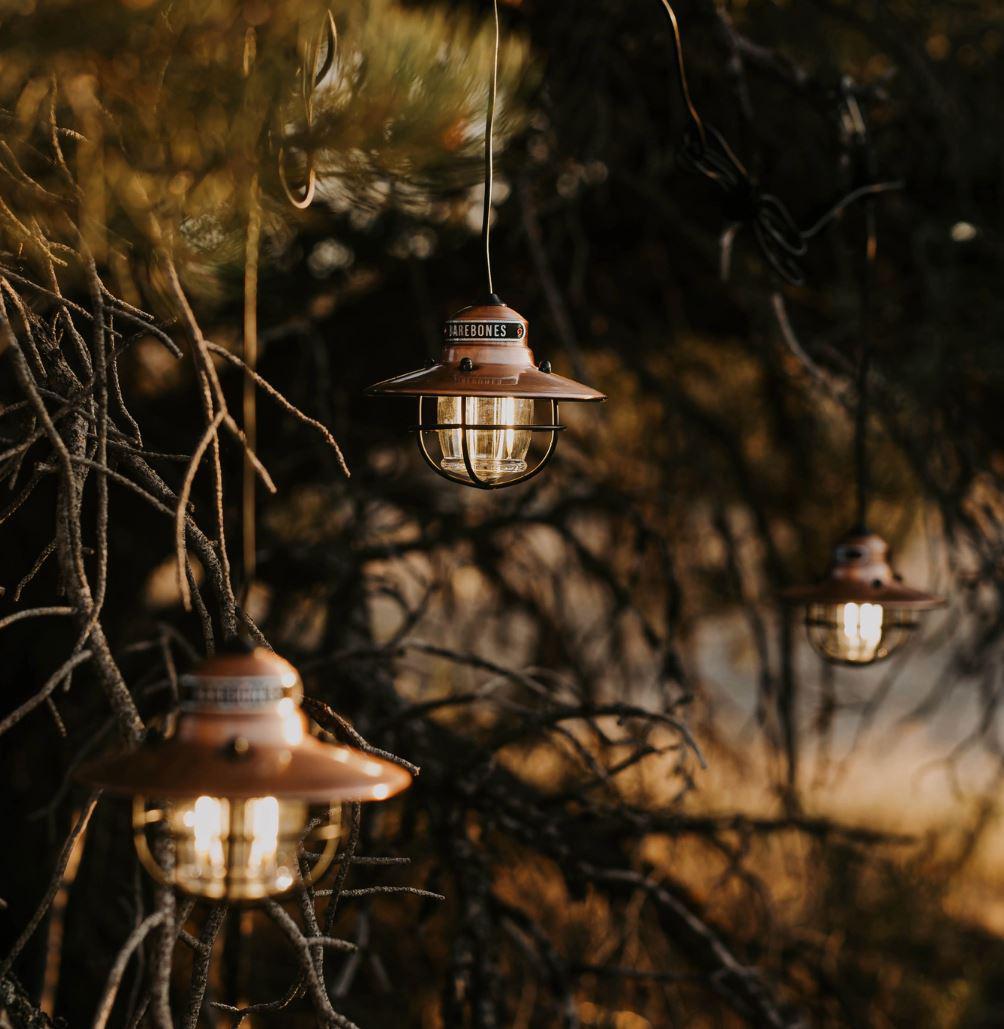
left=804, top=602, right=919, bottom=667
left=130, top=796, right=344, bottom=902
left=416, top=394, right=563, bottom=489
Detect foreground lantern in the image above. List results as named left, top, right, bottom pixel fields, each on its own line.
left=81, top=647, right=411, bottom=901
left=366, top=297, right=605, bottom=489
left=782, top=530, right=944, bottom=666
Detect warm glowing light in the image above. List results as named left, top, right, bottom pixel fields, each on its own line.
left=951, top=220, right=978, bottom=243
left=806, top=602, right=918, bottom=665
left=277, top=697, right=304, bottom=745
left=192, top=795, right=226, bottom=872
left=840, top=602, right=883, bottom=661
left=248, top=796, right=280, bottom=872
left=156, top=795, right=326, bottom=900
left=437, top=396, right=534, bottom=482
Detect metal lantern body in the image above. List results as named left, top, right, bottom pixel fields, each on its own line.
left=366, top=298, right=605, bottom=489
left=782, top=531, right=945, bottom=666
left=82, top=648, right=411, bottom=901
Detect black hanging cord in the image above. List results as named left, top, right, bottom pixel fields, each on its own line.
left=482, top=0, right=500, bottom=300
left=854, top=203, right=875, bottom=531
left=657, top=0, right=709, bottom=155
left=654, top=0, right=900, bottom=287
left=845, top=87, right=877, bottom=532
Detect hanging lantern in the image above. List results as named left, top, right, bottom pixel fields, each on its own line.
left=782, top=530, right=944, bottom=666
left=366, top=297, right=605, bottom=489
left=366, top=1, right=604, bottom=488
left=81, top=646, right=411, bottom=901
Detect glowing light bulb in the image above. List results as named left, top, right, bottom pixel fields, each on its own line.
left=191, top=795, right=226, bottom=875
left=805, top=601, right=918, bottom=665
left=162, top=795, right=318, bottom=900
left=437, top=396, right=534, bottom=482
left=840, top=601, right=883, bottom=662
left=247, top=796, right=280, bottom=873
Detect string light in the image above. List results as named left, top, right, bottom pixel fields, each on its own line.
left=81, top=15, right=408, bottom=904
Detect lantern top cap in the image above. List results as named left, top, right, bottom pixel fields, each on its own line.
left=78, top=648, right=413, bottom=803
left=781, top=529, right=946, bottom=608
left=365, top=299, right=606, bottom=402
left=446, top=298, right=528, bottom=329
left=181, top=645, right=301, bottom=710
left=193, top=645, right=298, bottom=681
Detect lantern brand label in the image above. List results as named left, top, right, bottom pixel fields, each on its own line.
left=445, top=320, right=525, bottom=340
left=450, top=375, right=519, bottom=386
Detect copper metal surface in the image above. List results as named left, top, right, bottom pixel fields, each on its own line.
left=366, top=301, right=606, bottom=402
left=781, top=531, right=945, bottom=609
left=80, top=647, right=412, bottom=803
left=189, top=647, right=300, bottom=682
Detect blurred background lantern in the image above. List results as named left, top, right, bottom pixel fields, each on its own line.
left=783, top=530, right=944, bottom=666
left=81, top=646, right=411, bottom=901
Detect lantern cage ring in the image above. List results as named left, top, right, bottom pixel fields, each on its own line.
left=414, top=395, right=564, bottom=490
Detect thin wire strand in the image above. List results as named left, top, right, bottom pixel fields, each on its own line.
left=482, top=0, right=500, bottom=298
left=657, top=0, right=706, bottom=152
left=247, top=11, right=337, bottom=587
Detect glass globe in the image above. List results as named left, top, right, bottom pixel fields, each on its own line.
left=805, top=602, right=919, bottom=666
left=134, top=795, right=341, bottom=901
left=436, top=396, right=534, bottom=482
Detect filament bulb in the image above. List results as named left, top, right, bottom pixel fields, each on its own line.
left=437, top=396, right=534, bottom=482
left=805, top=601, right=918, bottom=665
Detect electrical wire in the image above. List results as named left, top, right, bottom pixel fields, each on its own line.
left=482, top=0, right=500, bottom=299
left=854, top=206, right=875, bottom=532
left=657, top=0, right=708, bottom=155
left=843, top=87, right=878, bottom=532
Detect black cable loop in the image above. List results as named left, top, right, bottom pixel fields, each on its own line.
left=276, top=10, right=337, bottom=210
left=657, top=0, right=901, bottom=287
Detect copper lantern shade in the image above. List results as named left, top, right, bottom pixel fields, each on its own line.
left=81, top=647, right=411, bottom=901
left=782, top=530, right=945, bottom=667
left=366, top=297, right=605, bottom=489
